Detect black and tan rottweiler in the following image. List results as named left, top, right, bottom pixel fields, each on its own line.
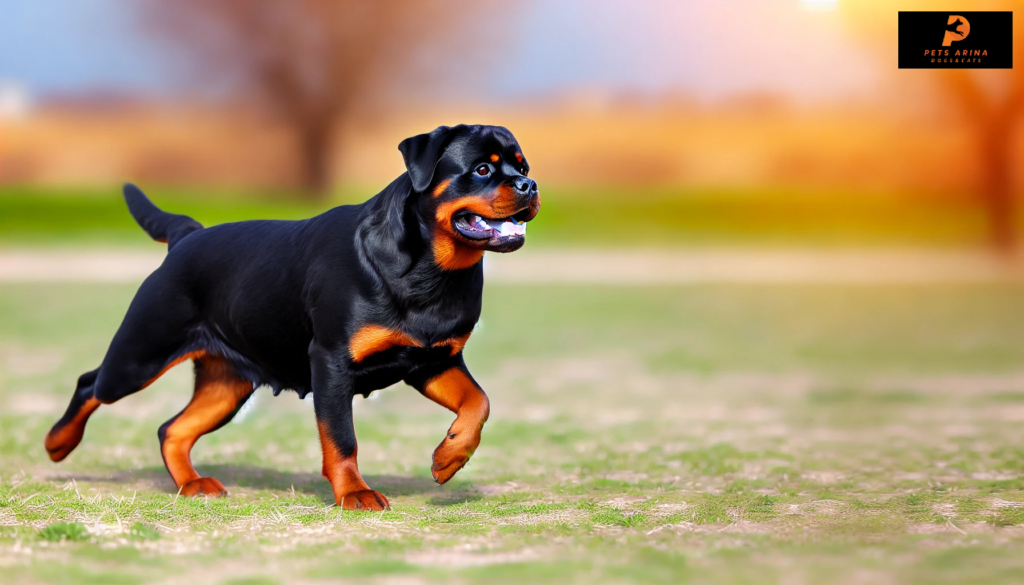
left=44, top=124, right=539, bottom=510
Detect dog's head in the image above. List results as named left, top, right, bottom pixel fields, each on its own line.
left=399, top=125, right=540, bottom=270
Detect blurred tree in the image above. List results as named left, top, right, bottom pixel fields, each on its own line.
left=844, top=1, right=1023, bottom=252
left=143, top=0, right=499, bottom=199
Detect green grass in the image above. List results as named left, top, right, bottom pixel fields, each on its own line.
left=0, top=185, right=331, bottom=246
left=2, top=281, right=1024, bottom=582
left=38, top=521, right=89, bottom=542
left=0, top=184, right=1014, bottom=247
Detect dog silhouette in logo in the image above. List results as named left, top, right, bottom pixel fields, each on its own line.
left=945, top=18, right=966, bottom=37
left=942, top=15, right=970, bottom=46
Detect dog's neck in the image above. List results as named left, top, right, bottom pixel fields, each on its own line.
left=355, top=174, right=483, bottom=310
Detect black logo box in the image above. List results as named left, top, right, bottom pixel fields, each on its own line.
left=898, top=11, right=1012, bottom=69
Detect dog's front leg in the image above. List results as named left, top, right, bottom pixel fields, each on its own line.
left=310, top=343, right=390, bottom=510
left=408, top=357, right=490, bottom=484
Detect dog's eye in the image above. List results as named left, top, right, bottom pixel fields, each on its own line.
left=475, top=165, right=491, bottom=177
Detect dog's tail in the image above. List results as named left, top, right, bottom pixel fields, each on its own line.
left=123, top=183, right=203, bottom=250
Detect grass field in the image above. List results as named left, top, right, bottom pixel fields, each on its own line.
left=0, top=185, right=1013, bottom=248
left=2, top=280, right=1024, bottom=584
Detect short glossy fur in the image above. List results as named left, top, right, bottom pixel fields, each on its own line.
left=44, top=125, right=540, bottom=510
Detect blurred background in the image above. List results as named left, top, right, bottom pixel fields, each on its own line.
left=0, top=0, right=1021, bottom=255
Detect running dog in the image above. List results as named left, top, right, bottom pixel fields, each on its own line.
left=44, top=124, right=540, bottom=510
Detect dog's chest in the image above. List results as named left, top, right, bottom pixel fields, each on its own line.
left=347, top=324, right=471, bottom=395
left=348, top=324, right=470, bottom=364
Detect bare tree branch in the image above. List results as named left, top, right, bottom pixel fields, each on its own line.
left=141, top=0, right=504, bottom=198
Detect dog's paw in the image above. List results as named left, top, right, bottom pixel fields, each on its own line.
left=431, top=431, right=479, bottom=484
left=341, top=489, right=390, bottom=511
left=44, top=398, right=100, bottom=462
left=44, top=426, right=84, bottom=462
left=179, top=477, right=228, bottom=497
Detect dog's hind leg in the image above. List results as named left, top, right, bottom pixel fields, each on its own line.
left=45, top=270, right=197, bottom=462
left=90, top=272, right=200, bottom=405
left=45, top=369, right=102, bottom=461
left=158, top=355, right=254, bottom=497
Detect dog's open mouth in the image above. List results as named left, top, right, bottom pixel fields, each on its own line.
left=453, top=209, right=532, bottom=241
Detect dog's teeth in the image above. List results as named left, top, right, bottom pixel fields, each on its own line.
left=497, top=221, right=526, bottom=237
left=475, top=216, right=490, bottom=230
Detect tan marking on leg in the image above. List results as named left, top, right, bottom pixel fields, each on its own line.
left=317, top=421, right=390, bottom=510
left=422, top=368, right=489, bottom=484
left=160, top=356, right=251, bottom=497
left=44, top=397, right=101, bottom=462
left=142, top=350, right=207, bottom=390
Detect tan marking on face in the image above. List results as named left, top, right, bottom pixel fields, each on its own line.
left=434, top=187, right=522, bottom=223
left=349, top=325, right=423, bottom=362
left=431, top=187, right=523, bottom=271
left=432, top=179, right=451, bottom=198
left=515, top=153, right=523, bottom=163
left=490, top=154, right=500, bottom=163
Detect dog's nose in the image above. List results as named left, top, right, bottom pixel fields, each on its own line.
left=513, top=177, right=538, bottom=196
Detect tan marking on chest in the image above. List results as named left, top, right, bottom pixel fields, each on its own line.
left=349, top=325, right=423, bottom=362
left=434, top=332, right=472, bottom=356
left=349, top=326, right=473, bottom=362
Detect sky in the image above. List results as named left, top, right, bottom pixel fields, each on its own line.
left=0, top=1, right=169, bottom=96
left=0, top=0, right=878, bottom=104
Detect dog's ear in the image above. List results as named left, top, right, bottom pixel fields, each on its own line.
left=398, top=126, right=453, bottom=193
